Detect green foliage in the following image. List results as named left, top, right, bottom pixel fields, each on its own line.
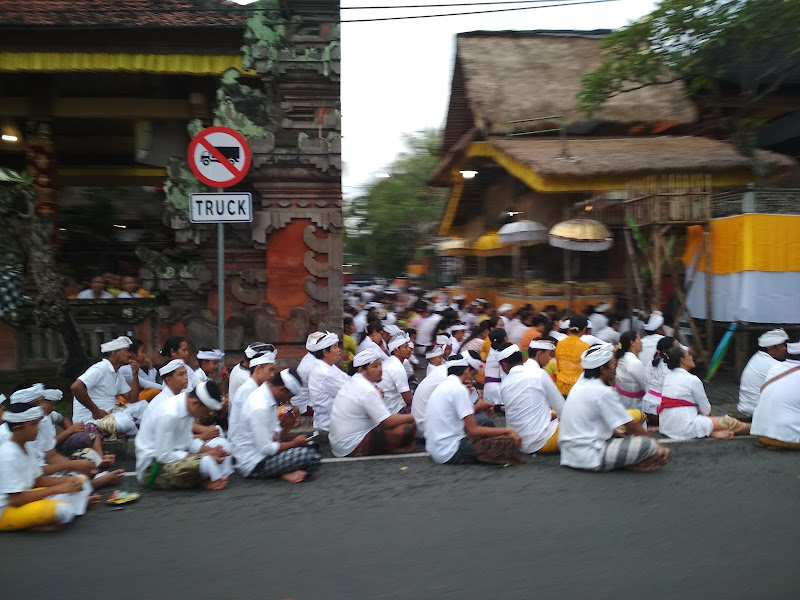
left=578, top=0, right=800, bottom=175
left=344, top=129, right=447, bottom=277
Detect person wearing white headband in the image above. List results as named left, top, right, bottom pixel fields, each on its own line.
left=229, top=342, right=272, bottom=402
left=425, top=350, right=520, bottom=465
left=291, top=333, right=330, bottom=417
left=231, top=368, right=321, bottom=483
left=194, top=348, right=225, bottom=388
left=70, top=336, right=139, bottom=424
left=558, top=344, right=669, bottom=473
left=0, top=402, right=93, bottom=531
left=660, top=346, right=750, bottom=441
left=555, top=315, right=591, bottom=397
left=307, top=333, right=349, bottom=431
left=447, top=323, right=467, bottom=356
left=738, top=328, right=789, bottom=416
left=497, top=343, right=564, bottom=454
left=378, top=332, right=414, bottom=415
left=751, top=341, right=800, bottom=450
left=637, top=310, right=667, bottom=366
left=328, top=348, right=416, bottom=457
left=412, top=353, right=458, bottom=440
left=135, top=381, right=233, bottom=490
left=588, top=302, right=611, bottom=333
left=425, top=345, right=446, bottom=375
left=227, top=349, right=277, bottom=443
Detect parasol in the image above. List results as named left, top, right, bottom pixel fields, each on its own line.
left=548, top=218, right=614, bottom=314
left=499, top=220, right=548, bottom=292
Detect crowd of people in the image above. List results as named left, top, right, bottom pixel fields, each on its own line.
left=64, top=272, right=151, bottom=300
left=1, top=287, right=796, bottom=532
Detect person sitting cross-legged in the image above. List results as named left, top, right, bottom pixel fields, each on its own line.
left=308, top=333, right=349, bottom=431
left=498, top=341, right=564, bottom=455
left=751, top=340, right=800, bottom=450
left=135, top=381, right=233, bottom=491
left=329, top=349, right=417, bottom=457
left=559, top=344, right=670, bottom=473
left=231, top=369, right=322, bottom=484
left=425, top=351, right=520, bottom=465
left=0, top=403, right=94, bottom=532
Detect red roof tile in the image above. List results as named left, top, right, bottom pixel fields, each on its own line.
left=0, top=0, right=248, bottom=28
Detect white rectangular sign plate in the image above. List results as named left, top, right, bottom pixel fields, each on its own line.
left=190, top=193, right=252, bottom=223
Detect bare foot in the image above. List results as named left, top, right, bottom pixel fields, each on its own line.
left=201, top=477, right=229, bottom=491
left=280, top=470, right=307, bottom=483
left=656, top=447, right=671, bottom=465
left=92, top=469, right=125, bottom=489
left=711, top=430, right=736, bottom=440
left=99, top=454, right=116, bottom=468
left=88, top=494, right=102, bottom=510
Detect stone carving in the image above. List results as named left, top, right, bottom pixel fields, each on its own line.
left=304, top=276, right=330, bottom=302
left=184, top=314, right=245, bottom=352
left=303, top=224, right=329, bottom=253
left=303, top=251, right=328, bottom=277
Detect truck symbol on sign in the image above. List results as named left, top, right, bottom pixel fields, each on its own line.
left=201, top=146, right=240, bottom=166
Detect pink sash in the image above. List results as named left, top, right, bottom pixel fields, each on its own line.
left=647, top=390, right=662, bottom=398
left=656, top=396, right=695, bottom=415
left=615, top=383, right=645, bottom=399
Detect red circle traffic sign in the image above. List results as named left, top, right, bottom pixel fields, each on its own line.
left=188, top=126, right=252, bottom=188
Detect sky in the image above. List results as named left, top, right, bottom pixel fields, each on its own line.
left=232, top=0, right=659, bottom=198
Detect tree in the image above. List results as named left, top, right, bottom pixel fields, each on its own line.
left=578, top=0, right=800, bottom=181
left=344, top=129, right=448, bottom=276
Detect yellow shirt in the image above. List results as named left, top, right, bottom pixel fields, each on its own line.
left=555, top=335, right=590, bottom=396
left=342, top=334, right=357, bottom=370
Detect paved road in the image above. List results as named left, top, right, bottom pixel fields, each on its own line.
left=2, top=436, right=798, bottom=600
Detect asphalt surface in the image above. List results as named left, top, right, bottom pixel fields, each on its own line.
left=2, top=435, right=799, bottom=600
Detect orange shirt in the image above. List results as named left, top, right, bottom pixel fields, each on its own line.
left=555, top=335, right=590, bottom=396
left=518, top=327, right=544, bottom=358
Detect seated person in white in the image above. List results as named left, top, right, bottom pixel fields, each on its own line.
left=425, top=345, right=445, bottom=375
left=70, top=336, right=140, bottom=424
left=412, top=360, right=449, bottom=439
left=0, top=403, right=93, bottom=532
left=559, top=344, right=670, bottom=473
left=642, top=336, right=679, bottom=418
left=147, top=360, right=190, bottom=413
left=613, top=331, right=646, bottom=410
left=159, top=336, right=199, bottom=393
left=231, top=369, right=322, bottom=484
left=135, top=381, right=233, bottom=491
left=229, top=348, right=276, bottom=434
left=659, top=346, right=750, bottom=440
left=294, top=332, right=330, bottom=416
left=738, top=328, right=788, bottom=417
left=380, top=332, right=414, bottom=414
left=751, top=340, right=800, bottom=450
left=76, top=275, right=113, bottom=300
left=118, top=338, right=163, bottom=398
left=308, top=333, right=349, bottom=431
left=425, top=354, right=519, bottom=465
left=229, top=342, right=274, bottom=402
left=329, top=349, right=416, bottom=457
left=638, top=311, right=666, bottom=365
left=194, top=348, right=225, bottom=386
left=499, top=341, right=564, bottom=454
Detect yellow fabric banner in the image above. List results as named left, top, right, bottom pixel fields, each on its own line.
left=682, top=214, right=800, bottom=274
left=0, top=52, right=255, bottom=75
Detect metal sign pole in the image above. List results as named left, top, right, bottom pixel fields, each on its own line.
left=217, top=187, right=226, bottom=353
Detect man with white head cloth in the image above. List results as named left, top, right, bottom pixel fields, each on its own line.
left=447, top=323, right=467, bottom=356
left=425, top=345, right=446, bottom=375
left=499, top=341, right=564, bottom=454
left=307, top=332, right=349, bottom=430
left=229, top=342, right=272, bottom=401
left=329, top=349, right=416, bottom=457
left=558, top=344, right=669, bottom=472
left=227, top=347, right=276, bottom=439
left=588, top=302, right=611, bottom=332
left=232, top=369, right=321, bottom=484
left=496, top=303, right=514, bottom=328
left=751, top=340, right=800, bottom=450
left=70, top=336, right=140, bottom=423
left=637, top=311, right=666, bottom=365
left=379, top=332, right=414, bottom=414
left=738, top=328, right=789, bottom=416
left=294, top=332, right=330, bottom=415
left=135, top=381, right=233, bottom=490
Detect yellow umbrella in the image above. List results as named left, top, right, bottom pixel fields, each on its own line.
left=437, top=238, right=471, bottom=256
left=471, top=232, right=512, bottom=257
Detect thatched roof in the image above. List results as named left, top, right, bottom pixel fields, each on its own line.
left=488, top=136, right=796, bottom=178
left=442, top=30, right=697, bottom=151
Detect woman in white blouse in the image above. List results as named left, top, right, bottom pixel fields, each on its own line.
left=613, top=331, right=645, bottom=410
left=642, top=336, right=679, bottom=419
left=659, top=347, right=750, bottom=439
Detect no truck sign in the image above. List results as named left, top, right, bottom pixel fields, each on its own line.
left=188, top=126, right=252, bottom=188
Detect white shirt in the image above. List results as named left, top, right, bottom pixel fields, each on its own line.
left=738, top=351, right=782, bottom=416
left=638, top=333, right=664, bottom=365
left=614, top=352, right=646, bottom=410
left=227, top=363, right=251, bottom=404
left=228, top=376, right=259, bottom=440
left=411, top=363, right=449, bottom=438
left=751, top=360, right=800, bottom=443
left=0, top=439, right=43, bottom=514
left=417, top=314, right=443, bottom=348
left=353, top=311, right=368, bottom=334
left=142, top=387, right=179, bottom=421
left=500, top=363, right=564, bottom=453
left=580, top=334, right=605, bottom=346
left=194, top=367, right=209, bottom=385
left=379, top=355, right=411, bottom=414
left=659, top=368, right=713, bottom=440
left=483, top=348, right=503, bottom=405
left=134, top=393, right=204, bottom=482
left=329, top=373, right=391, bottom=457
left=76, top=289, right=113, bottom=299
left=595, top=326, right=621, bottom=345
left=642, top=360, right=669, bottom=414
left=424, top=375, right=475, bottom=463
left=32, top=411, right=57, bottom=461
left=119, top=364, right=163, bottom=391
left=355, top=336, right=384, bottom=358
left=230, top=384, right=282, bottom=476
left=73, top=359, right=131, bottom=423
left=558, top=377, right=634, bottom=470
left=506, top=319, right=527, bottom=344
left=292, top=353, right=318, bottom=414
left=116, top=291, right=142, bottom=299
left=308, top=359, right=349, bottom=430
